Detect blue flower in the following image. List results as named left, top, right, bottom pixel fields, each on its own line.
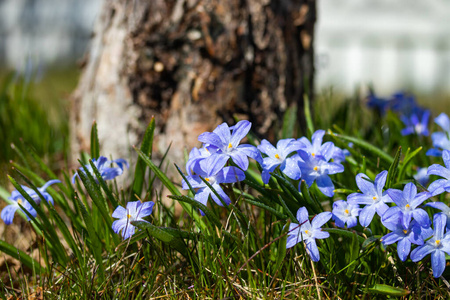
left=198, top=120, right=260, bottom=171
left=347, top=171, right=392, bottom=227
left=426, top=150, right=450, bottom=196
left=382, top=182, right=431, bottom=229
left=297, top=144, right=344, bottom=197
left=411, top=213, right=450, bottom=278
left=72, top=156, right=129, bottom=183
left=425, top=202, right=450, bottom=230
left=185, top=145, right=218, bottom=175
left=112, top=201, right=154, bottom=239
left=331, top=200, right=361, bottom=228
left=381, top=218, right=432, bottom=261
left=427, top=113, right=450, bottom=157
left=182, top=154, right=245, bottom=214
left=257, top=139, right=302, bottom=184
left=413, top=167, right=429, bottom=187
left=367, top=93, right=391, bottom=114
left=1, top=179, right=60, bottom=225
left=400, top=109, right=430, bottom=136
left=286, top=207, right=332, bottom=262
left=298, top=130, right=345, bottom=163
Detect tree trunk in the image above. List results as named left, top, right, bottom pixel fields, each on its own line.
left=70, top=0, right=315, bottom=171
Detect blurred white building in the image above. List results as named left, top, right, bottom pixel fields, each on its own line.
left=0, top=0, right=102, bottom=71
left=1, top=0, right=449, bottom=94
left=316, top=0, right=450, bottom=93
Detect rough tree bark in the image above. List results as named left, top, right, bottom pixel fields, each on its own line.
left=70, top=0, right=315, bottom=171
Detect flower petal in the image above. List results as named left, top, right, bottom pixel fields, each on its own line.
left=1, top=205, right=18, bottom=225
left=431, top=250, right=446, bottom=278
left=306, top=239, right=320, bottom=262
left=397, top=238, right=411, bottom=261
left=296, top=207, right=309, bottom=224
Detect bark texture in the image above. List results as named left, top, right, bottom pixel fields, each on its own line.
left=70, top=0, right=315, bottom=170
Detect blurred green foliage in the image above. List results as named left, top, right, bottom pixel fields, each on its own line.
left=0, top=68, right=78, bottom=185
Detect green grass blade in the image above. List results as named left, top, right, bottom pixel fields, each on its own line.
left=386, top=146, right=402, bottom=188
left=398, top=147, right=422, bottom=181
left=73, top=193, right=105, bottom=280
left=329, top=131, right=394, bottom=165
left=132, top=221, right=192, bottom=259
left=367, top=284, right=410, bottom=297
left=134, top=147, right=205, bottom=229
left=303, top=94, right=314, bottom=137
left=0, top=240, right=46, bottom=274
left=132, top=117, right=155, bottom=200
left=282, top=104, right=297, bottom=139
left=90, top=121, right=100, bottom=159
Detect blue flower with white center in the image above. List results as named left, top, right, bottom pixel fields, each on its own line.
left=72, top=156, right=129, bottom=183
left=427, top=113, right=450, bottom=157
left=411, top=213, right=450, bottom=278
left=297, top=144, right=344, bottom=197
left=182, top=154, right=245, bottom=214
left=426, top=150, right=450, bottom=196
left=400, top=109, right=430, bottom=136
left=381, top=218, right=432, bottom=262
left=257, top=139, right=302, bottom=184
left=286, top=207, right=332, bottom=262
left=382, top=182, right=431, bottom=229
left=198, top=120, right=261, bottom=171
left=112, top=201, right=154, bottom=239
left=1, top=179, right=60, bottom=225
left=347, top=171, right=392, bottom=227
left=331, top=200, right=361, bottom=228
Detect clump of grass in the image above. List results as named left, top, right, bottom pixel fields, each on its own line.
left=1, top=91, right=450, bottom=299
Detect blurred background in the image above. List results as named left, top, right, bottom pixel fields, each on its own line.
left=0, top=0, right=449, bottom=180
left=1, top=0, right=450, bottom=94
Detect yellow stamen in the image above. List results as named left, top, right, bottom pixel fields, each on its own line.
left=344, top=209, right=349, bottom=214
left=228, top=143, right=233, bottom=149
left=305, top=230, right=310, bottom=235
left=436, top=240, right=441, bottom=245
left=403, top=230, right=408, bottom=235
left=275, top=154, right=280, bottom=159
left=313, top=166, right=319, bottom=171
left=127, top=214, right=132, bottom=219
left=372, top=196, right=377, bottom=201
left=205, top=178, right=210, bottom=182
left=312, top=153, right=316, bottom=157
left=17, top=199, right=22, bottom=205
left=405, top=204, right=410, bottom=208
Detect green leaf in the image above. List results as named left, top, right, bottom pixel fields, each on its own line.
left=241, top=197, right=287, bottom=219
left=0, top=240, right=46, bottom=274
left=282, top=104, right=297, bottom=139
left=274, top=223, right=288, bottom=271
left=386, top=146, right=402, bottom=188
left=329, top=131, right=394, bottom=165
left=77, top=160, right=114, bottom=233
left=89, top=159, right=119, bottom=211
left=169, top=195, right=222, bottom=229
left=398, top=147, right=422, bottom=181
left=90, top=121, right=100, bottom=159
left=8, top=175, right=67, bottom=263
left=132, top=221, right=193, bottom=262
left=367, top=284, right=410, bottom=297
left=303, top=94, right=314, bottom=137
left=134, top=147, right=206, bottom=229
left=132, top=117, right=155, bottom=200
left=73, top=193, right=105, bottom=280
